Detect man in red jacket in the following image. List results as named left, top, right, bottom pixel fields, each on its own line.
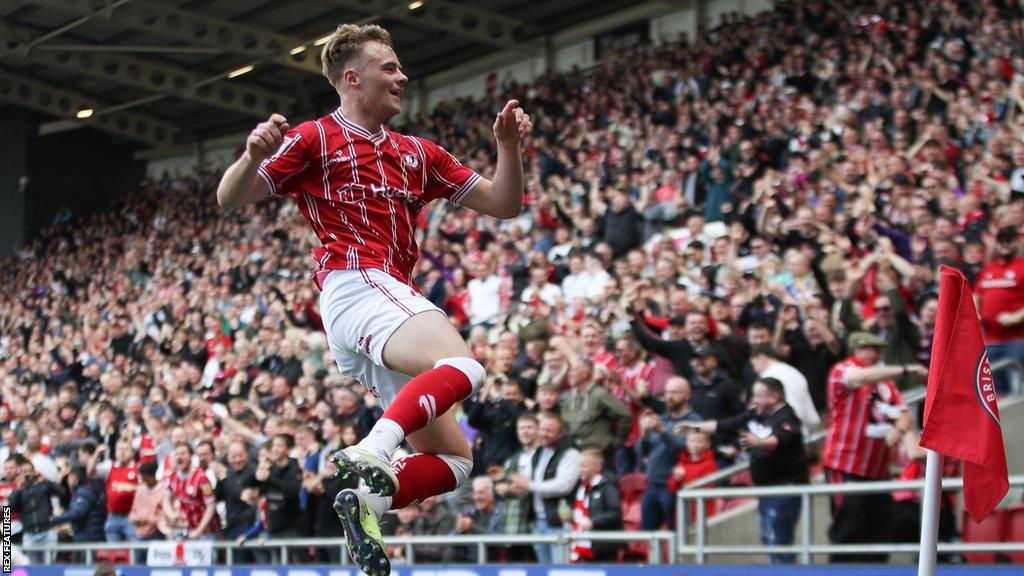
left=975, top=226, right=1024, bottom=394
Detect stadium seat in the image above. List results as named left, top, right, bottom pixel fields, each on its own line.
left=95, top=549, right=131, bottom=564
left=619, top=472, right=648, bottom=501
left=622, top=499, right=642, bottom=529
left=619, top=486, right=648, bottom=562
left=1005, top=504, right=1024, bottom=563
left=961, top=508, right=1006, bottom=564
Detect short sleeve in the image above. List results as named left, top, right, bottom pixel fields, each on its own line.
left=257, top=122, right=315, bottom=197
left=417, top=137, right=482, bottom=205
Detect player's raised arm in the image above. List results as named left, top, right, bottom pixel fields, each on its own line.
left=216, top=114, right=290, bottom=210
left=460, top=99, right=533, bottom=219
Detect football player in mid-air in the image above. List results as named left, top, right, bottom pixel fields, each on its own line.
left=216, top=23, right=532, bottom=576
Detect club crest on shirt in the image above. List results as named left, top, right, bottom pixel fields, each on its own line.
left=403, top=152, right=420, bottom=169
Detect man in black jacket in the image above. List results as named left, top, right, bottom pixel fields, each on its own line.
left=629, top=310, right=734, bottom=381
left=306, top=459, right=354, bottom=563
left=465, top=378, right=527, bottom=472
left=51, top=465, right=107, bottom=543
left=254, top=434, right=304, bottom=539
left=597, top=190, right=644, bottom=259
left=568, top=450, right=622, bottom=563
left=688, top=377, right=808, bottom=564
left=218, top=441, right=256, bottom=562
left=9, top=459, right=65, bottom=563
left=687, top=346, right=746, bottom=467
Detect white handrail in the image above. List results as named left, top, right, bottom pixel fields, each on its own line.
left=677, top=475, right=1024, bottom=564
left=19, top=531, right=677, bottom=566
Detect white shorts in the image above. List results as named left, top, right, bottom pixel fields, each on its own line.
left=318, top=268, right=443, bottom=407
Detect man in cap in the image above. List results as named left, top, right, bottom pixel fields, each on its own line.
left=821, top=332, right=927, bottom=563
left=975, top=226, right=1024, bottom=394
left=687, top=345, right=745, bottom=467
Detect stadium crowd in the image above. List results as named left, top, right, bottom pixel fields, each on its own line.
left=2, top=0, right=1024, bottom=566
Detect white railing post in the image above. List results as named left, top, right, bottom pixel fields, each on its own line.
left=695, top=495, right=706, bottom=564
left=676, top=490, right=686, bottom=560
left=800, top=492, right=811, bottom=564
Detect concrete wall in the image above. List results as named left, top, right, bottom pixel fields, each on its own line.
left=0, top=107, right=29, bottom=259
left=554, top=39, right=596, bottom=72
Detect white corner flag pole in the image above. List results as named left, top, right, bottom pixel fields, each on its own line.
left=917, top=449, right=944, bottom=576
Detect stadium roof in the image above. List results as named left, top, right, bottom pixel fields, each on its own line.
left=0, top=0, right=664, bottom=148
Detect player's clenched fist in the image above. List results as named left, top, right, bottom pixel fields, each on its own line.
left=246, top=114, right=290, bottom=163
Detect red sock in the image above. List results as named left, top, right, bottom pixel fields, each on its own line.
left=390, top=453, right=457, bottom=509
left=382, top=365, right=472, bottom=435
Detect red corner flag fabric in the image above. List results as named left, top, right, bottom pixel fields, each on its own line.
left=920, top=266, right=1009, bottom=523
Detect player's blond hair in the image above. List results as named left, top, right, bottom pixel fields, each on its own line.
left=320, top=24, right=394, bottom=86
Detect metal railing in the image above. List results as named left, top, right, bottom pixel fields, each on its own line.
left=21, top=531, right=676, bottom=566
left=19, top=360, right=1024, bottom=567
left=676, top=475, right=1024, bottom=564
left=683, top=357, right=1020, bottom=494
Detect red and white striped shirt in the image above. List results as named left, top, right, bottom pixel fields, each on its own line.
left=258, top=109, right=481, bottom=288
left=166, top=466, right=220, bottom=535
left=589, top=349, right=618, bottom=372
left=614, top=360, right=652, bottom=447
left=823, top=357, right=905, bottom=479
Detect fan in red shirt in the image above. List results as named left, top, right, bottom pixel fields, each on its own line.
left=164, top=443, right=220, bottom=539
left=581, top=321, right=617, bottom=372
left=667, top=430, right=719, bottom=522
left=822, top=332, right=927, bottom=564
left=92, top=441, right=139, bottom=542
left=974, top=226, right=1024, bottom=395
left=215, top=23, right=532, bottom=576
left=612, top=336, right=653, bottom=473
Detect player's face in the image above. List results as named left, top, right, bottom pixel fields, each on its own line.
left=359, top=42, right=407, bottom=120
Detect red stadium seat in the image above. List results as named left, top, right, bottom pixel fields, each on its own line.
left=619, top=478, right=648, bottom=563
left=962, top=508, right=1006, bottom=564
left=622, top=499, right=642, bottom=529
left=619, top=472, right=648, bottom=501
left=95, top=549, right=131, bottom=564
left=1005, top=504, right=1024, bottom=563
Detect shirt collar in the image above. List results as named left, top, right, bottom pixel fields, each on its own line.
left=332, top=108, right=388, bottom=145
